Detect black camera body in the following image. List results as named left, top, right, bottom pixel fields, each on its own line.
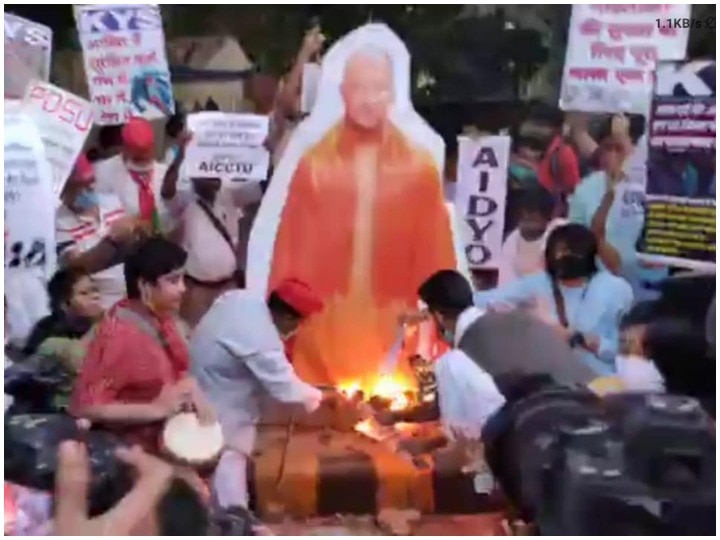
left=484, top=384, right=716, bottom=535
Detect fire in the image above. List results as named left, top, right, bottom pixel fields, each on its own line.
left=339, top=374, right=414, bottom=412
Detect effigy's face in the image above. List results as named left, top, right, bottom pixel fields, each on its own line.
left=340, top=52, right=393, bottom=130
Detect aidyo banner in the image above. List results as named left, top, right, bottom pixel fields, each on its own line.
left=22, top=81, right=94, bottom=199
left=455, top=136, right=510, bottom=269
left=184, top=112, right=270, bottom=182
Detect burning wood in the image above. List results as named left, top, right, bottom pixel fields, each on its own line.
left=337, top=373, right=427, bottom=438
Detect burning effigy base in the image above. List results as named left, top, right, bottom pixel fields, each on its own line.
left=247, top=397, right=504, bottom=520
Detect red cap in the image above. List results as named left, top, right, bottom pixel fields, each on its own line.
left=121, top=117, right=154, bottom=154
left=273, top=279, right=324, bottom=318
left=71, top=154, right=94, bottom=185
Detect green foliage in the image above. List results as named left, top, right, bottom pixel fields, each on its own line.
left=163, top=5, right=549, bottom=105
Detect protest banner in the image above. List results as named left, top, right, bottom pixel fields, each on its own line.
left=638, top=60, right=716, bottom=271
left=560, top=4, right=690, bottom=114
left=22, top=81, right=94, bottom=199
left=74, top=4, right=174, bottom=125
left=4, top=105, right=57, bottom=278
left=455, top=136, right=510, bottom=269
left=4, top=13, right=52, bottom=99
left=184, top=112, right=270, bottom=182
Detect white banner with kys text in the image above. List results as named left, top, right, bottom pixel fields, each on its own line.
left=184, top=112, right=270, bottom=182
left=22, top=80, right=94, bottom=199
left=74, top=4, right=174, bottom=125
left=4, top=13, right=52, bottom=99
left=560, top=4, right=690, bottom=114
left=455, top=136, right=510, bottom=269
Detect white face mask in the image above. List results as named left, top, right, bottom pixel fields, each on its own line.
left=616, top=355, right=665, bottom=393
left=125, top=160, right=153, bottom=173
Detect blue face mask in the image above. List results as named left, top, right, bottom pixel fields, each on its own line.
left=74, top=189, right=98, bottom=211
left=509, top=163, right=537, bottom=182
left=440, top=327, right=455, bottom=345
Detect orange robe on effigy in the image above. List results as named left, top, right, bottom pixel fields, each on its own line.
left=268, top=121, right=457, bottom=386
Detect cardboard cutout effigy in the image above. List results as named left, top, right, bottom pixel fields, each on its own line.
left=248, top=24, right=465, bottom=387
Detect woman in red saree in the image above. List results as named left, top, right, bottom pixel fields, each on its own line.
left=71, top=237, right=213, bottom=454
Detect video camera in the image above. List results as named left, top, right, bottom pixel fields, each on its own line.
left=483, top=379, right=715, bottom=535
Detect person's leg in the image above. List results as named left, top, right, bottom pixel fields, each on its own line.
left=212, top=449, right=249, bottom=509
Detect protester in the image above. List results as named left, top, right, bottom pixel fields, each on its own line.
left=414, top=269, right=596, bottom=391
left=190, top=278, right=339, bottom=509
left=70, top=237, right=214, bottom=454
left=508, top=134, right=544, bottom=189
left=160, top=155, right=263, bottom=326
left=376, top=271, right=506, bottom=451
left=498, top=187, right=565, bottom=286
left=22, top=269, right=101, bottom=357
left=92, top=125, right=123, bottom=162
left=475, top=224, right=633, bottom=375
left=94, top=118, right=177, bottom=234
left=568, top=116, right=644, bottom=273
left=269, top=25, right=326, bottom=165
left=610, top=304, right=667, bottom=393
left=522, top=102, right=581, bottom=214
left=57, top=155, right=146, bottom=309
left=163, top=112, right=186, bottom=165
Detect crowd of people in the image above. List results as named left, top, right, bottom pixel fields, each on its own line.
left=4, top=25, right=715, bottom=537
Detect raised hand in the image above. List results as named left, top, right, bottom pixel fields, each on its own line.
left=54, top=442, right=173, bottom=536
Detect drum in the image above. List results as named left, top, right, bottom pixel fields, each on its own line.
left=162, top=413, right=224, bottom=467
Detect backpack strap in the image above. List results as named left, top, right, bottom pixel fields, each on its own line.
left=114, top=307, right=188, bottom=349
left=196, top=200, right=235, bottom=254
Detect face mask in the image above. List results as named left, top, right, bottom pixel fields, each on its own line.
left=509, top=164, right=537, bottom=183
left=519, top=227, right=545, bottom=242
left=74, top=189, right=99, bottom=212
left=616, top=355, right=665, bottom=393
left=126, top=160, right=153, bottom=173
left=440, top=327, right=455, bottom=345
left=553, top=255, right=589, bottom=280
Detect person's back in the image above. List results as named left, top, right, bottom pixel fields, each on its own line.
left=190, top=289, right=280, bottom=443
left=458, top=310, right=596, bottom=393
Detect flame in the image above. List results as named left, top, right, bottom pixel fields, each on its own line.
left=354, top=418, right=375, bottom=436
left=372, top=376, right=411, bottom=411
left=339, top=374, right=413, bottom=412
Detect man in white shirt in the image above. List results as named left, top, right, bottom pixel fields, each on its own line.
left=190, top=278, right=340, bottom=509
left=376, top=273, right=506, bottom=456
left=158, top=138, right=265, bottom=325
left=57, top=156, right=146, bottom=309
left=94, top=117, right=176, bottom=234
left=499, top=187, right=565, bottom=286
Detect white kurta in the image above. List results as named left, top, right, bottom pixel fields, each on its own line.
left=434, top=307, right=506, bottom=442
left=93, top=155, right=177, bottom=232
left=190, top=289, right=322, bottom=508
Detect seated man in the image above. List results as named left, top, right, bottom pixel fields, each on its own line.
left=190, top=278, right=340, bottom=509
left=70, top=237, right=213, bottom=454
